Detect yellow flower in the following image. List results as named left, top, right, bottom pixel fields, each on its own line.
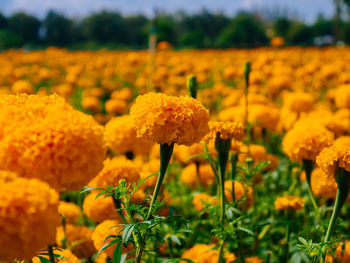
left=245, top=256, right=264, bottom=263
left=130, top=92, right=210, bottom=146
left=11, top=80, right=34, bottom=94
left=104, top=99, right=127, bottom=114
left=316, top=143, right=350, bottom=178
left=311, top=168, right=338, bottom=200
left=204, top=121, right=245, bottom=142
left=174, top=143, right=205, bottom=164
left=335, top=240, right=350, bottom=262
left=92, top=219, right=133, bottom=258
left=81, top=96, right=101, bottom=113
left=58, top=201, right=80, bottom=224
left=274, top=195, right=304, bottom=211
left=32, top=248, right=79, bottom=263
left=89, top=157, right=140, bottom=188
left=56, top=224, right=96, bottom=259
left=248, top=104, right=280, bottom=131
left=181, top=244, right=236, bottom=263
left=83, top=192, right=120, bottom=223
left=192, top=193, right=217, bottom=211
left=180, top=163, right=216, bottom=188
left=282, top=124, right=333, bottom=162
left=283, top=92, right=314, bottom=113
left=0, top=94, right=106, bottom=191
left=0, top=177, right=59, bottom=261
left=105, top=115, right=154, bottom=156
left=224, top=180, right=254, bottom=207
left=271, top=36, right=284, bottom=47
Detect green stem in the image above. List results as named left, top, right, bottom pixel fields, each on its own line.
left=146, top=143, right=174, bottom=220
left=112, top=197, right=128, bottom=224
left=322, top=166, right=350, bottom=261
left=302, top=160, right=320, bottom=218
left=216, top=136, right=231, bottom=230
left=217, top=239, right=226, bottom=263
left=230, top=154, right=238, bottom=203
left=48, top=245, right=55, bottom=263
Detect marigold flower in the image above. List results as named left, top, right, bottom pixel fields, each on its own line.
left=248, top=104, right=280, bottom=131
left=224, top=180, right=254, bottom=207
left=89, top=158, right=140, bottom=188
left=316, top=143, right=350, bottom=178
left=32, top=248, right=79, bottom=263
left=56, top=224, right=96, bottom=259
left=0, top=177, right=59, bottom=261
left=105, top=115, right=154, bottom=156
left=283, top=92, right=314, bottom=113
left=92, top=219, right=133, bottom=258
left=181, top=244, right=236, bottom=263
left=274, top=195, right=305, bottom=211
left=239, top=144, right=267, bottom=164
left=310, top=167, right=337, bottom=200
left=204, top=121, right=245, bottom=142
left=245, top=256, right=264, bottom=263
left=0, top=94, right=106, bottom=191
left=104, top=99, right=127, bottom=114
left=83, top=192, right=120, bottom=223
left=81, top=96, right=101, bottom=113
left=58, top=201, right=80, bottom=224
left=174, top=143, right=205, bottom=164
left=130, top=92, right=210, bottom=146
left=192, top=193, right=217, bottom=211
left=335, top=241, right=350, bottom=262
left=11, top=80, right=34, bottom=94
left=180, top=163, right=216, bottom=188
left=282, top=124, right=334, bottom=162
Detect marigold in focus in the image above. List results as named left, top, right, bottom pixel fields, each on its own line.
left=130, top=92, right=210, bottom=146
left=274, top=195, right=304, bottom=211
left=0, top=177, right=60, bottom=261
left=105, top=115, right=154, bottom=156
left=316, top=142, right=350, bottom=178
left=282, top=124, right=333, bottom=162
left=0, top=94, right=106, bottom=191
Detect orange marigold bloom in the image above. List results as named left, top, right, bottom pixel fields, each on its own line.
left=180, top=163, right=216, bottom=188
left=58, top=201, right=80, bottom=224
left=283, top=92, right=314, bottom=113
left=104, top=99, right=127, bottom=114
left=130, top=92, right=210, bottom=146
left=0, top=177, right=59, bottom=261
left=89, top=158, right=140, bottom=188
left=224, top=180, right=254, bottom=207
left=83, top=192, right=120, bottom=223
left=181, top=244, right=236, bottom=263
left=92, top=219, right=133, bottom=258
left=56, top=224, right=96, bottom=259
left=245, top=256, right=264, bottom=263
left=105, top=115, right=154, bottom=156
left=311, top=167, right=338, bottom=200
left=174, top=143, right=205, bottom=164
left=11, top=80, right=34, bottom=94
left=32, top=248, right=79, bottom=263
left=274, top=195, right=305, bottom=211
left=316, top=143, right=350, bottom=178
left=239, top=144, right=267, bottom=164
left=0, top=94, right=106, bottom=191
left=81, top=96, right=101, bottom=113
left=282, top=124, right=334, bottom=162
left=192, top=193, right=217, bottom=211
left=335, top=241, right=350, bottom=262
left=204, top=121, right=245, bottom=142
left=248, top=104, right=280, bottom=131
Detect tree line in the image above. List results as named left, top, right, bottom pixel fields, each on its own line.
left=0, top=10, right=349, bottom=50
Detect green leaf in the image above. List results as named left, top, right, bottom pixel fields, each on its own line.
left=122, top=225, right=134, bottom=245
left=36, top=256, right=51, bottom=263
left=237, top=226, right=254, bottom=236
left=112, top=242, right=122, bottom=263
left=298, top=237, right=308, bottom=246
left=170, top=235, right=181, bottom=246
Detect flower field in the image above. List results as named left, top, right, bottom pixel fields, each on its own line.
left=2, top=46, right=350, bottom=263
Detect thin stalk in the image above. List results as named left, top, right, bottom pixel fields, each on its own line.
left=217, top=238, right=226, bottom=263
left=112, top=197, right=128, bottom=224
left=302, top=160, right=320, bottom=218
left=146, top=143, right=174, bottom=220
left=322, top=166, right=350, bottom=261
left=230, top=154, right=238, bottom=203
left=48, top=245, right=55, bottom=263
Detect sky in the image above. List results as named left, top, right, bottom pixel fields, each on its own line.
left=0, top=0, right=335, bottom=22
